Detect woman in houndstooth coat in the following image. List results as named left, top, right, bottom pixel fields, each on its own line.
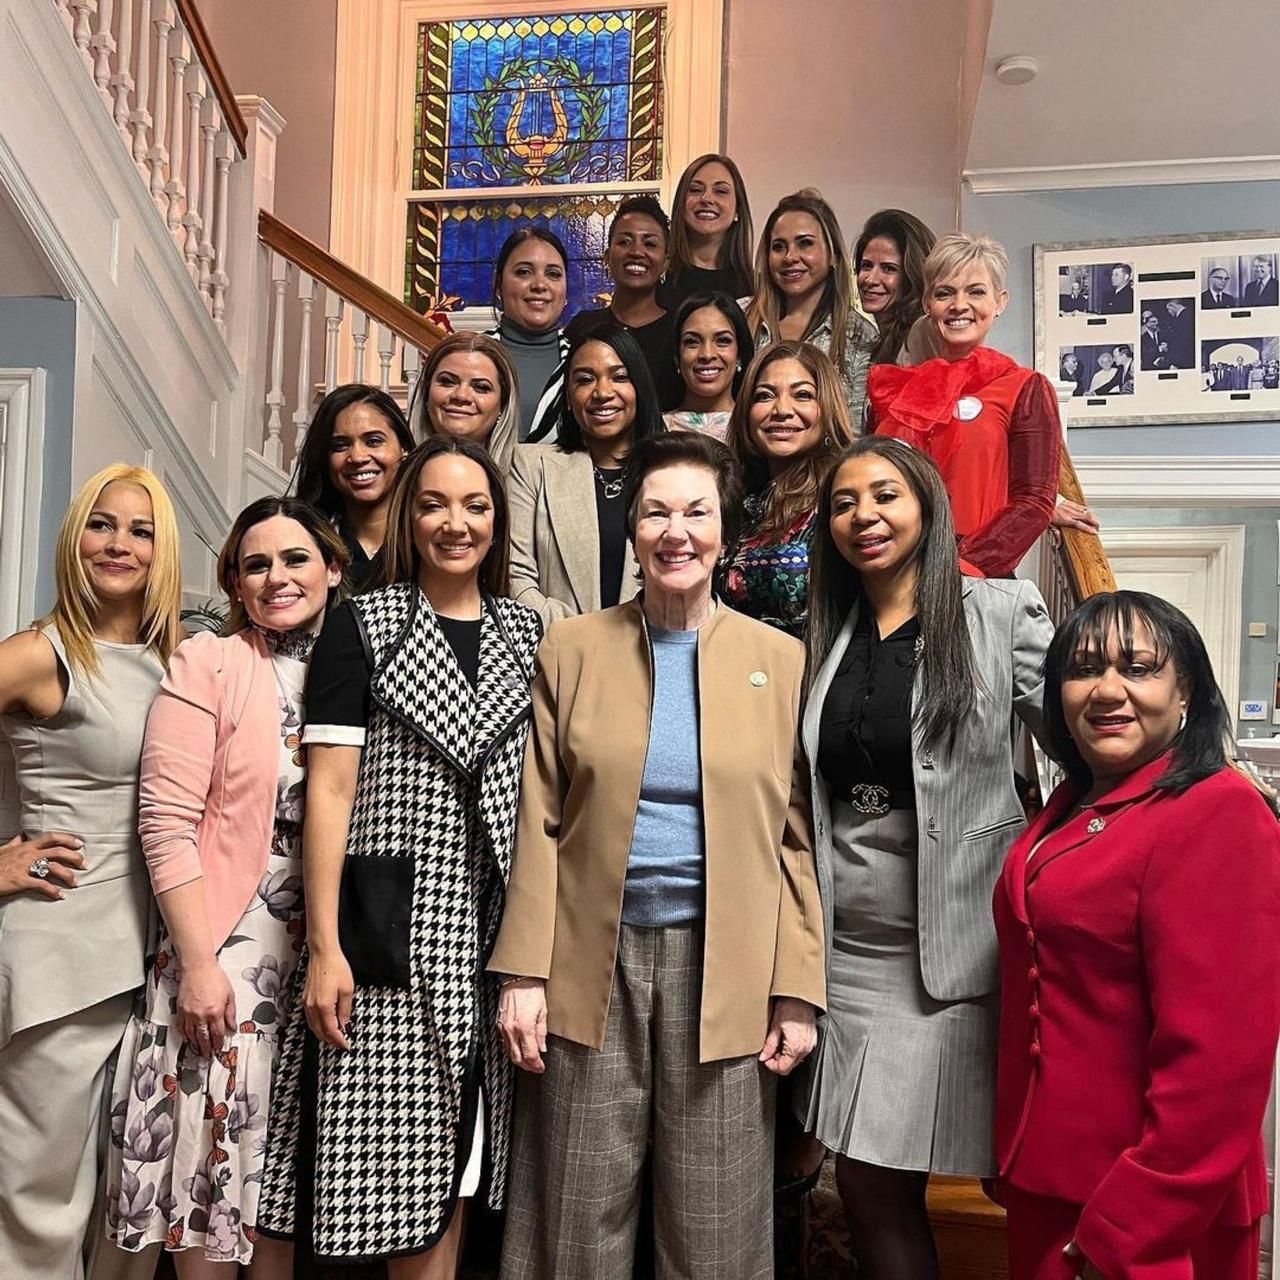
left=258, top=437, right=541, bottom=1271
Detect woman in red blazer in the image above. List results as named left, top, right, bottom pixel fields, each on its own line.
left=993, top=590, right=1280, bottom=1280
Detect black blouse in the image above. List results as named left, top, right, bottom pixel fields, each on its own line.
left=594, top=466, right=628, bottom=610
left=564, top=306, right=681, bottom=409
left=817, top=613, right=921, bottom=802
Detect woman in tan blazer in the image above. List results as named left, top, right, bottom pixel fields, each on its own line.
left=506, top=322, right=665, bottom=624
left=491, top=431, right=826, bottom=1279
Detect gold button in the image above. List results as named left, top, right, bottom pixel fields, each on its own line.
left=749, top=671, right=767, bottom=687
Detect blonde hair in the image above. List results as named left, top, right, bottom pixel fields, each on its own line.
left=729, top=340, right=854, bottom=541
left=414, top=332, right=521, bottom=477
left=747, top=189, right=857, bottom=375
left=922, top=232, right=1010, bottom=299
left=38, top=463, right=182, bottom=679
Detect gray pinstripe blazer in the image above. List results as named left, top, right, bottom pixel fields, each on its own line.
left=803, top=577, right=1053, bottom=1003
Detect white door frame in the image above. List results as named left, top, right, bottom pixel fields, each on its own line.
left=1099, top=523, right=1245, bottom=715
left=0, top=368, right=46, bottom=637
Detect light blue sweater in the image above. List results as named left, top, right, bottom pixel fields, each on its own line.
left=620, top=626, right=705, bottom=926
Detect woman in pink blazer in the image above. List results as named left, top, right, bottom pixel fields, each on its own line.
left=102, top=497, right=347, bottom=1278
left=994, top=590, right=1280, bottom=1280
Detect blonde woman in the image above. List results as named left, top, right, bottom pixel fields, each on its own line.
left=745, top=189, right=877, bottom=427
left=0, top=464, right=182, bottom=1279
left=414, top=331, right=522, bottom=476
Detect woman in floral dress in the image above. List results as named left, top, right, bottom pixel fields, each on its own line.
left=725, top=340, right=855, bottom=639
left=104, top=497, right=348, bottom=1277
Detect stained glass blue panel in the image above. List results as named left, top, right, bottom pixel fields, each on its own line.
left=413, top=10, right=665, bottom=190
left=405, top=193, right=656, bottom=316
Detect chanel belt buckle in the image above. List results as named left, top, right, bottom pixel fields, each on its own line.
left=848, top=783, right=891, bottom=816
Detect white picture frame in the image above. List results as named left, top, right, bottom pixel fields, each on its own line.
left=1034, top=230, right=1280, bottom=427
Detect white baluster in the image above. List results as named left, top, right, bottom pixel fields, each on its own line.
left=90, top=0, right=116, bottom=97
left=129, top=0, right=152, bottom=172
left=351, top=308, right=369, bottom=384
left=181, top=62, right=205, bottom=278
left=292, top=272, right=318, bottom=453
left=210, top=129, right=234, bottom=330
left=377, top=325, right=396, bottom=393
left=147, top=1, right=173, bottom=209
left=196, top=100, right=217, bottom=299
left=54, top=0, right=76, bottom=38
left=109, top=0, right=134, bottom=138
left=70, top=1, right=96, bottom=68
left=403, top=345, right=423, bottom=413
left=164, top=22, right=191, bottom=235
left=323, top=289, right=345, bottom=393
left=264, top=252, right=289, bottom=468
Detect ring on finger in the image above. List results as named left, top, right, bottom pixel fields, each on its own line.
left=197, top=1026, right=211, bottom=1040
left=29, top=856, right=50, bottom=880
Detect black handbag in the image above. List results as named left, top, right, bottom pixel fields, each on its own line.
left=336, top=854, right=413, bottom=989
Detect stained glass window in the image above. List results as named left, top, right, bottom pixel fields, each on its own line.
left=405, top=7, right=667, bottom=318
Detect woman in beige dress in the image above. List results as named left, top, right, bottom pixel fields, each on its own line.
left=0, top=463, right=183, bottom=1280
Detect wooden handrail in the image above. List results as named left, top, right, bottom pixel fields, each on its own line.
left=177, top=0, right=247, bottom=155
left=258, top=210, right=449, bottom=352
left=1058, top=451, right=1116, bottom=598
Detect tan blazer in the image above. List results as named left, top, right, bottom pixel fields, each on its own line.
left=507, top=443, right=641, bottom=625
left=488, top=599, right=826, bottom=1063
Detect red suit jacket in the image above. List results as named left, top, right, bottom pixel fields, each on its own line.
left=993, top=755, right=1280, bottom=1277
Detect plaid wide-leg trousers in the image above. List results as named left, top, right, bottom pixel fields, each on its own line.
left=500, top=923, right=776, bottom=1279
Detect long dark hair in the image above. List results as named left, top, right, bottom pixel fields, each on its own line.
left=554, top=322, right=665, bottom=453
left=806, top=437, right=977, bottom=750
left=291, top=384, right=414, bottom=519
left=667, top=153, right=755, bottom=297
left=1043, top=591, right=1234, bottom=795
left=217, top=496, right=351, bottom=634
left=853, top=209, right=936, bottom=365
left=672, top=290, right=754, bottom=402
left=373, top=436, right=511, bottom=597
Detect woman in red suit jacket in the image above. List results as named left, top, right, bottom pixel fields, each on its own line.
left=869, top=233, right=1062, bottom=576
left=993, top=589, right=1280, bottom=1280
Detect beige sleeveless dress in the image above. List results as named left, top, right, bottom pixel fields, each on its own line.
left=0, top=627, right=162, bottom=1280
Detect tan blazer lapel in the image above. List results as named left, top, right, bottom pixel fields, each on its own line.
left=543, top=450, right=599, bottom=614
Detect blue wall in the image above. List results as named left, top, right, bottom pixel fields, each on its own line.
left=963, top=179, right=1280, bottom=456
left=0, top=297, right=75, bottom=616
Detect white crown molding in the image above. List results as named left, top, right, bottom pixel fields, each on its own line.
left=1073, top=455, right=1280, bottom=506
left=964, top=155, right=1280, bottom=195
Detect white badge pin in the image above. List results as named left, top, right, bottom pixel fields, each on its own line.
left=1087, top=816, right=1105, bottom=834
left=750, top=671, right=768, bottom=687
left=954, top=396, right=983, bottom=422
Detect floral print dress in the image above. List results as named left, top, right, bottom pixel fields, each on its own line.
left=105, top=629, right=311, bottom=1264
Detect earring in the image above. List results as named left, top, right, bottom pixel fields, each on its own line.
left=823, top=434, right=832, bottom=447
left=1179, top=704, right=1188, bottom=732
left=736, top=361, right=743, bottom=373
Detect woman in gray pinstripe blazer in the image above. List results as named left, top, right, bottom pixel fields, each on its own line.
left=796, top=436, right=1052, bottom=1280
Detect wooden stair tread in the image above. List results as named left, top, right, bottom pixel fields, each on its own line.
left=927, top=1175, right=1006, bottom=1227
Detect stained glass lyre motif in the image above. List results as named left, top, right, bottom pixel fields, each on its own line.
left=407, top=8, right=666, bottom=316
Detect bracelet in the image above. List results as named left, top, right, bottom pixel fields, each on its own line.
left=498, top=975, right=529, bottom=988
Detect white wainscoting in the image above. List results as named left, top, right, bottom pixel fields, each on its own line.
left=0, top=368, right=46, bottom=637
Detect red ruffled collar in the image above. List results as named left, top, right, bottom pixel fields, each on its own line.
left=869, top=347, right=1020, bottom=436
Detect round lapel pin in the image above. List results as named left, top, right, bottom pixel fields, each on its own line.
left=954, top=396, right=983, bottom=422
left=749, top=671, right=767, bottom=687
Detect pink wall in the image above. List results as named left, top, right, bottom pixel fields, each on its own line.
left=201, top=0, right=338, bottom=250
left=723, top=0, right=969, bottom=248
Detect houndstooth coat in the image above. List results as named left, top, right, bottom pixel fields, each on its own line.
left=258, top=583, right=540, bottom=1263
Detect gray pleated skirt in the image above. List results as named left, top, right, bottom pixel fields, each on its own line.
left=796, top=801, right=997, bottom=1176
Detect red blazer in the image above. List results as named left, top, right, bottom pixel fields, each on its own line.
left=993, top=755, right=1280, bottom=1278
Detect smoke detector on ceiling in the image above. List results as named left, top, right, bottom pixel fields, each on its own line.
left=994, top=55, right=1039, bottom=86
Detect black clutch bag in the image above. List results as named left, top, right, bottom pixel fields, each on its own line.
left=336, top=854, right=413, bottom=989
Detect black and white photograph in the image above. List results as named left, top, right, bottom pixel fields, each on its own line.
left=1057, top=265, right=1090, bottom=315
left=1240, top=253, right=1279, bottom=307
left=1139, top=297, right=1195, bottom=370
left=1037, top=230, right=1280, bottom=425
left=1080, top=262, right=1135, bottom=315
left=1060, top=343, right=1135, bottom=397
left=1201, top=337, right=1280, bottom=392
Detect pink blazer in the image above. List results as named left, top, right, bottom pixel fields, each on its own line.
left=138, top=629, right=281, bottom=951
